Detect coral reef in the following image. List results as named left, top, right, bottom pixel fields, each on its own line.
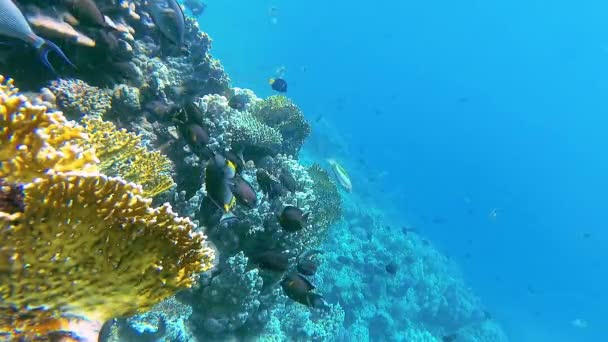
left=308, top=163, right=343, bottom=229
left=251, top=95, right=311, bottom=156
left=184, top=252, right=264, bottom=337
left=0, top=76, right=98, bottom=183
left=0, top=80, right=214, bottom=340
left=49, top=78, right=112, bottom=119
left=83, top=117, right=175, bottom=197
left=231, top=110, right=283, bottom=154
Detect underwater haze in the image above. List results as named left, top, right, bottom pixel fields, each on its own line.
left=1, top=0, right=606, bottom=340
left=203, top=0, right=607, bottom=340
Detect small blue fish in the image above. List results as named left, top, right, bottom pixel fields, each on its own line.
left=0, top=0, right=74, bottom=73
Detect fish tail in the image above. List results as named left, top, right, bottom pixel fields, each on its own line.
left=37, top=39, right=76, bottom=74
left=219, top=211, right=238, bottom=226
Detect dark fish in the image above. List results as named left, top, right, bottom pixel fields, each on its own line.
left=228, top=94, right=248, bottom=110
left=205, top=154, right=237, bottom=224
left=269, top=78, right=287, bottom=92
left=583, top=232, right=591, bottom=239
left=179, top=123, right=209, bottom=156
left=224, top=149, right=245, bottom=174
left=256, top=155, right=274, bottom=171
left=0, top=0, right=74, bottom=73
left=385, top=261, right=398, bottom=275
left=279, top=168, right=297, bottom=192
left=148, top=0, right=186, bottom=46
left=297, top=260, right=317, bottom=276
left=252, top=251, right=289, bottom=272
left=256, top=169, right=284, bottom=199
left=281, top=273, right=327, bottom=309
left=230, top=175, right=257, bottom=209
left=443, top=333, right=458, bottom=342
left=184, top=101, right=204, bottom=125
left=278, top=206, right=309, bottom=232
left=62, top=0, right=106, bottom=27
left=297, top=249, right=322, bottom=276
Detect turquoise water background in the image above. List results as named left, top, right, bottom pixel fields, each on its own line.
left=198, top=1, right=607, bottom=340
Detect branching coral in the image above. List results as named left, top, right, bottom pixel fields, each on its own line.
left=307, top=164, right=342, bottom=229
left=83, top=116, right=175, bottom=197
left=49, top=79, right=112, bottom=118
left=0, top=76, right=99, bottom=183
left=0, top=77, right=214, bottom=340
left=250, top=95, right=311, bottom=156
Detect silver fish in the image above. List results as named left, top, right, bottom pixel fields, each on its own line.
left=0, top=0, right=74, bottom=73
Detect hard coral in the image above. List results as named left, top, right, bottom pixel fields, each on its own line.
left=308, top=164, right=342, bottom=229
left=83, top=117, right=175, bottom=197
left=0, top=171, right=213, bottom=339
left=251, top=95, right=311, bottom=156
left=0, top=76, right=214, bottom=340
left=230, top=110, right=283, bottom=154
left=49, top=79, right=112, bottom=119
left=0, top=76, right=99, bottom=183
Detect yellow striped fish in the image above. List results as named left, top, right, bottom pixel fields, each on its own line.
left=327, top=159, right=352, bottom=192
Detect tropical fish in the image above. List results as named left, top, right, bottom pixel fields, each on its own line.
left=256, top=155, right=274, bottom=171
left=228, top=93, right=248, bottom=110
left=180, top=123, right=209, bottom=155
left=281, top=272, right=327, bottom=309
left=224, top=148, right=245, bottom=174
left=278, top=205, right=309, bottom=232
left=297, top=259, right=317, bottom=276
left=61, top=0, right=106, bottom=27
left=269, top=78, right=287, bottom=92
left=205, top=154, right=237, bottom=224
left=385, top=261, right=398, bottom=275
left=148, top=0, right=186, bottom=46
left=279, top=167, right=298, bottom=192
left=256, top=169, right=284, bottom=199
left=251, top=251, right=289, bottom=272
left=230, top=175, right=257, bottom=209
left=0, top=0, right=74, bottom=73
left=327, top=159, right=352, bottom=192
left=297, top=249, right=322, bottom=276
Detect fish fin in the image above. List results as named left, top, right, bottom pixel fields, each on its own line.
left=37, top=39, right=76, bottom=74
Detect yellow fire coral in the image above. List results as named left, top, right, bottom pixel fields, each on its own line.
left=82, top=117, right=175, bottom=197
left=0, top=76, right=99, bottom=183
left=0, top=76, right=214, bottom=340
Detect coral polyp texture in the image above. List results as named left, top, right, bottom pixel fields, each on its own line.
left=49, top=78, right=113, bottom=119
left=251, top=95, right=312, bottom=156
left=308, top=163, right=342, bottom=229
left=0, top=78, right=214, bottom=340
left=0, top=76, right=99, bottom=183
left=83, top=117, right=175, bottom=197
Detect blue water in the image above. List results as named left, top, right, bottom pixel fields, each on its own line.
left=201, top=1, right=608, bottom=340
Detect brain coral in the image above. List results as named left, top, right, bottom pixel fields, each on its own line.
left=250, top=95, right=311, bottom=156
